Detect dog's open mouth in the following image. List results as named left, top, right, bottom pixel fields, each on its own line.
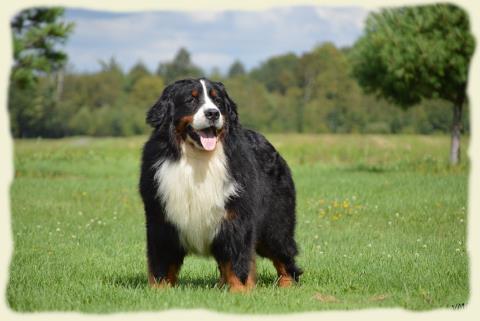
left=187, top=126, right=221, bottom=151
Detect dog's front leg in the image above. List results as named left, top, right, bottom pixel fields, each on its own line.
left=211, top=207, right=255, bottom=293
left=145, top=206, right=185, bottom=288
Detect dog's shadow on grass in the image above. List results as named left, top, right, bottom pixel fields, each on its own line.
left=110, top=272, right=278, bottom=290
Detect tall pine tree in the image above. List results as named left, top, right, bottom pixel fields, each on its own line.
left=9, top=7, right=74, bottom=137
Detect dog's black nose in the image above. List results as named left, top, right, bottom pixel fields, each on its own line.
left=204, top=109, right=220, bottom=121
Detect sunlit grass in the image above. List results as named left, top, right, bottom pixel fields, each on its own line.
left=7, top=134, right=469, bottom=313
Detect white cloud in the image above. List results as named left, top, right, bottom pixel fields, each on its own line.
left=193, top=52, right=233, bottom=71
left=187, top=10, right=221, bottom=23
left=65, top=6, right=370, bottom=73
left=315, top=7, right=369, bottom=31
left=126, top=39, right=192, bottom=71
left=72, top=12, right=160, bottom=42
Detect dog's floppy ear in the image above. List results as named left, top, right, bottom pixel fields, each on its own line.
left=146, top=85, right=175, bottom=128
left=215, top=81, right=238, bottom=125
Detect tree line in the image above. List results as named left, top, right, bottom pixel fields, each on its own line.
left=9, top=44, right=469, bottom=138
left=9, top=5, right=469, bottom=148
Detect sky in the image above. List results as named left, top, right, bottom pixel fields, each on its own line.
left=64, top=6, right=370, bottom=74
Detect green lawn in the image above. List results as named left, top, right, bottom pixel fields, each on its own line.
left=7, top=134, right=469, bottom=313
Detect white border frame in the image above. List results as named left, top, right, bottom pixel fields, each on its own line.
left=0, top=1, right=478, bottom=320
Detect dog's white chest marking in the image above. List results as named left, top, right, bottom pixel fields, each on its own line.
left=154, top=143, right=237, bottom=255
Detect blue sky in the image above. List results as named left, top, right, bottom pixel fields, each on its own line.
left=64, top=6, right=369, bottom=74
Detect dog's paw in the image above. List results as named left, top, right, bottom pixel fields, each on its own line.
left=277, top=276, right=294, bottom=288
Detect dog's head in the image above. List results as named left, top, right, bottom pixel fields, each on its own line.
left=147, top=78, right=238, bottom=151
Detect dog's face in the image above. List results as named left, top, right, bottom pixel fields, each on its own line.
left=147, top=78, right=237, bottom=151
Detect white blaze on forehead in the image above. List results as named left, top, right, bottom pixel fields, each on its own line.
left=200, top=79, right=218, bottom=111
left=192, top=79, right=224, bottom=130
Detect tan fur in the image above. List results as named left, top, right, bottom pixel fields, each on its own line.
left=273, top=259, right=294, bottom=288
left=218, top=258, right=256, bottom=292
left=148, top=262, right=180, bottom=288
left=220, top=261, right=247, bottom=293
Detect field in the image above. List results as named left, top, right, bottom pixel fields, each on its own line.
left=7, top=134, right=469, bottom=313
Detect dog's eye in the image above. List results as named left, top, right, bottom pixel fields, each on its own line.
left=186, top=97, right=197, bottom=104
left=212, top=96, right=222, bottom=105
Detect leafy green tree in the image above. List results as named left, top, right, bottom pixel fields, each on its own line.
left=251, top=53, right=299, bottom=94
left=60, top=58, right=125, bottom=111
left=9, top=7, right=74, bottom=137
left=92, top=57, right=125, bottom=108
left=296, top=43, right=361, bottom=133
left=128, top=75, right=165, bottom=108
left=350, top=4, right=475, bottom=164
left=209, top=67, right=223, bottom=81
left=265, top=90, right=298, bottom=132
left=228, top=60, right=246, bottom=78
left=156, top=48, right=203, bottom=84
left=126, top=61, right=151, bottom=91
left=223, top=76, right=274, bottom=131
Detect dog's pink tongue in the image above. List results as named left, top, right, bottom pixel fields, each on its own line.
left=198, top=130, right=217, bottom=151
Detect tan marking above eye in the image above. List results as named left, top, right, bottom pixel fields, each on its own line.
left=191, top=89, right=198, bottom=97
left=210, top=89, right=217, bottom=97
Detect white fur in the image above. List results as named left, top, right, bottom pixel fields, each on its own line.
left=153, top=142, right=237, bottom=255
left=192, top=79, right=224, bottom=130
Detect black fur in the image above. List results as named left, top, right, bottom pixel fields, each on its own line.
left=139, top=78, right=302, bottom=287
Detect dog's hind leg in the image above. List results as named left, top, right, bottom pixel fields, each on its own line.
left=217, top=256, right=255, bottom=290
left=272, top=258, right=295, bottom=288
left=257, top=236, right=303, bottom=287
left=217, top=261, right=246, bottom=293
left=245, top=257, right=256, bottom=290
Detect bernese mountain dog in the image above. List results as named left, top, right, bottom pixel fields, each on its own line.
left=139, top=78, right=302, bottom=292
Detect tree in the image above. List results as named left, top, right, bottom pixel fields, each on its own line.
left=283, top=43, right=356, bottom=133
left=11, top=7, right=74, bottom=89
left=251, top=53, right=299, bottom=94
left=9, top=7, right=74, bottom=137
left=350, top=4, right=475, bottom=164
left=228, top=60, right=246, bottom=78
left=128, top=75, right=165, bottom=108
left=156, top=48, right=203, bottom=84
left=91, top=57, right=125, bottom=108
left=223, top=76, right=274, bottom=131
left=209, top=67, right=223, bottom=81
left=126, top=61, right=151, bottom=91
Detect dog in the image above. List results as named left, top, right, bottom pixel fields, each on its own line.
left=139, top=78, right=302, bottom=292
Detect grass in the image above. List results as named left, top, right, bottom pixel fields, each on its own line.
left=7, top=134, right=469, bottom=313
